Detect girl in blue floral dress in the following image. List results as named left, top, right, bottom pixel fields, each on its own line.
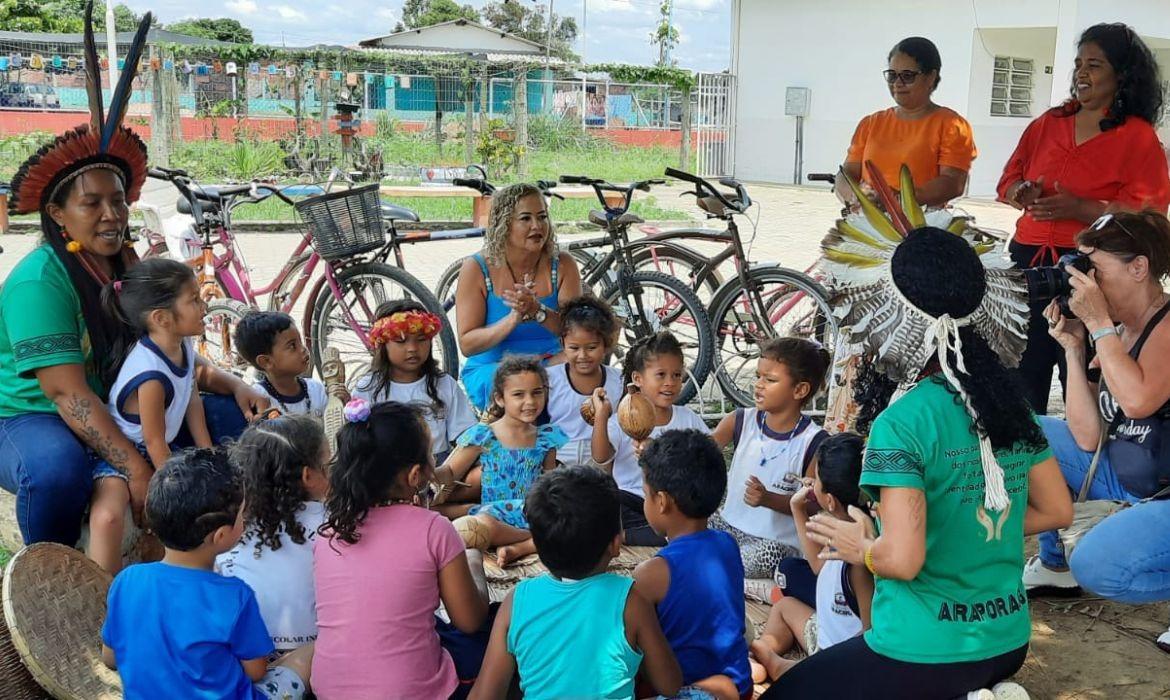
left=439, top=356, right=567, bottom=567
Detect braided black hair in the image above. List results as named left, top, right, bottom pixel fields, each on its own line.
left=620, top=331, right=684, bottom=388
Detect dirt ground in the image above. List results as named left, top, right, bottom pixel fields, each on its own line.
left=1022, top=595, right=1169, bottom=699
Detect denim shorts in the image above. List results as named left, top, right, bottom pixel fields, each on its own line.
left=256, top=666, right=306, bottom=700
left=91, top=443, right=162, bottom=482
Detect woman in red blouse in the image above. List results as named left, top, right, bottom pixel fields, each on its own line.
left=997, top=23, right=1170, bottom=414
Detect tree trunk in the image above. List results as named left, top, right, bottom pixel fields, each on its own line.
left=679, top=85, right=692, bottom=171
left=149, top=46, right=169, bottom=166
left=464, top=70, right=475, bottom=166
left=514, top=70, right=529, bottom=177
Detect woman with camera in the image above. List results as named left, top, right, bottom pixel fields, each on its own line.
left=997, top=23, right=1170, bottom=414
left=1025, top=211, right=1170, bottom=651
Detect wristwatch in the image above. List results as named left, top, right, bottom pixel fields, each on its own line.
left=533, top=306, right=548, bottom=323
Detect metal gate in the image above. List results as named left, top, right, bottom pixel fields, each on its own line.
left=693, top=71, right=736, bottom=177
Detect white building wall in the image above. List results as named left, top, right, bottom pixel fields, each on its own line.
left=733, top=0, right=1170, bottom=197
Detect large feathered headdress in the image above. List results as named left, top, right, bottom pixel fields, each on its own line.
left=8, top=2, right=151, bottom=215
left=820, top=164, right=1029, bottom=511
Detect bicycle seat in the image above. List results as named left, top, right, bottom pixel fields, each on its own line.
left=176, top=196, right=220, bottom=216
left=192, top=184, right=253, bottom=201
left=589, top=209, right=644, bottom=227
left=381, top=202, right=420, bottom=223
left=696, top=195, right=744, bottom=218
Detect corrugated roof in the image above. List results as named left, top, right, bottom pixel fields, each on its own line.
left=358, top=19, right=547, bottom=53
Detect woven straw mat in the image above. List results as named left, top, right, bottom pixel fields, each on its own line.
left=3, top=543, right=121, bottom=699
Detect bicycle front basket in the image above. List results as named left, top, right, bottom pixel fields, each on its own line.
left=294, top=184, right=384, bottom=261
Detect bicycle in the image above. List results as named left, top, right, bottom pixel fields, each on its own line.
left=558, top=175, right=716, bottom=405
left=433, top=174, right=708, bottom=308
left=652, top=169, right=837, bottom=408
left=146, top=167, right=458, bottom=387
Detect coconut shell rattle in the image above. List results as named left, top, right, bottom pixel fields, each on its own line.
left=617, top=384, right=656, bottom=442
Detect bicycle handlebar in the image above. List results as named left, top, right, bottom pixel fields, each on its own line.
left=557, top=175, right=664, bottom=215
left=664, top=167, right=751, bottom=215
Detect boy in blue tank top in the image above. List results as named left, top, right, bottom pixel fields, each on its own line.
left=634, top=429, right=753, bottom=700
left=470, top=465, right=682, bottom=700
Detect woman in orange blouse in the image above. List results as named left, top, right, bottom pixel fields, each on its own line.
left=841, top=37, right=977, bottom=207
left=997, top=23, right=1170, bottom=414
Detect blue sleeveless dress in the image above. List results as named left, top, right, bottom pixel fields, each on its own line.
left=461, top=253, right=562, bottom=410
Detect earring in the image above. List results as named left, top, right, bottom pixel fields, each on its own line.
left=61, top=230, right=82, bottom=254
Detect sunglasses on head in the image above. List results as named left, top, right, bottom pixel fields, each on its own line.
left=1092, top=213, right=1139, bottom=241
left=883, top=69, right=922, bottom=84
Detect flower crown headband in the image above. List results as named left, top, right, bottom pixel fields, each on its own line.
left=368, top=310, right=443, bottom=346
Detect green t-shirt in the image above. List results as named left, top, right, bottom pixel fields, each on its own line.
left=0, top=245, right=102, bottom=417
left=860, top=376, right=1051, bottom=664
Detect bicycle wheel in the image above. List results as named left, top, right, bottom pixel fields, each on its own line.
left=202, top=298, right=254, bottom=375
left=602, top=270, right=714, bottom=406
left=710, top=267, right=837, bottom=409
left=309, top=262, right=459, bottom=387
left=630, top=244, right=721, bottom=304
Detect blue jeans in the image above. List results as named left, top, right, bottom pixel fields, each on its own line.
left=1070, top=498, right=1170, bottom=604
left=1037, top=416, right=1140, bottom=569
left=0, top=394, right=246, bottom=546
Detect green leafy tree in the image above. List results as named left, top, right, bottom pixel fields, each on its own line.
left=37, top=0, right=146, bottom=32
left=482, top=1, right=578, bottom=60
left=393, top=0, right=479, bottom=32
left=650, top=0, right=679, bottom=67
left=0, top=0, right=60, bottom=31
left=166, top=18, right=253, bottom=43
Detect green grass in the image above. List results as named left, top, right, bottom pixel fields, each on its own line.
left=0, top=547, right=10, bottom=569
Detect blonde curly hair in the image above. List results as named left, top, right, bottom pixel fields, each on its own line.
left=483, top=182, right=558, bottom=266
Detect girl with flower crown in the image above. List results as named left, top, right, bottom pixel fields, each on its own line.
left=351, top=299, right=476, bottom=467
left=0, top=6, right=269, bottom=549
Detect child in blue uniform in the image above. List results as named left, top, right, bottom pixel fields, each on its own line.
left=634, top=429, right=753, bottom=700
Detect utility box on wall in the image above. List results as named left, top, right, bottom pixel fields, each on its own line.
left=784, top=86, right=810, bottom=117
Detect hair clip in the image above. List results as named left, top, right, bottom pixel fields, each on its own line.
left=112, top=280, right=123, bottom=294
left=343, top=397, right=371, bottom=423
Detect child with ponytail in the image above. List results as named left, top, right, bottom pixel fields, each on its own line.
left=93, top=257, right=212, bottom=573
left=588, top=331, right=710, bottom=546
left=312, top=399, right=492, bottom=700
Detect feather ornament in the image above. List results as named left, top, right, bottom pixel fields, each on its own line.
left=82, top=1, right=104, bottom=135
left=102, top=10, right=153, bottom=152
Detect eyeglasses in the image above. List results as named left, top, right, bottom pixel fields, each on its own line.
left=883, top=69, right=922, bottom=85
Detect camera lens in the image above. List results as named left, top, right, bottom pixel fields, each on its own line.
left=1023, top=266, right=1065, bottom=304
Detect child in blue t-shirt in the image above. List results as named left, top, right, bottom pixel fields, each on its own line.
left=633, top=429, right=753, bottom=700
left=101, top=448, right=314, bottom=700
left=470, top=465, right=683, bottom=700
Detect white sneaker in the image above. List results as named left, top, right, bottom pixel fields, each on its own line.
left=991, top=681, right=1030, bottom=699
left=965, top=690, right=994, bottom=700
left=1022, top=555, right=1079, bottom=593
left=743, top=578, right=781, bottom=604
left=1156, top=626, right=1170, bottom=654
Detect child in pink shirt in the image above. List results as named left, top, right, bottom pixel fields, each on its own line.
left=312, top=399, right=491, bottom=700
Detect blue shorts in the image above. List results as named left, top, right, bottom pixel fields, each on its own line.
left=92, top=443, right=173, bottom=482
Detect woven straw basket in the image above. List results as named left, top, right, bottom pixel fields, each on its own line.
left=2, top=543, right=121, bottom=699
left=0, top=567, right=49, bottom=699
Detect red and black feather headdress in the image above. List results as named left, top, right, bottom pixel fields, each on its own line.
left=8, top=2, right=152, bottom=214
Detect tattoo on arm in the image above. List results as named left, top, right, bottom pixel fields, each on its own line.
left=908, top=490, right=926, bottom=532
left=64, top=393, right=131, bottom=477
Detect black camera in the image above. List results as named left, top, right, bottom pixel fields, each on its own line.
left=1023, top=252, right=1092, bottom=318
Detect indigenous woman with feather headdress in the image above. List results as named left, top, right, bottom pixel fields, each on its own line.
left=759, top=176, right=1073, bottom=698
left=0, top=5, right=270, bottom=548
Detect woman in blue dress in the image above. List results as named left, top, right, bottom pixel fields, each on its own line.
left=454, top=183, right=582, bottom=411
